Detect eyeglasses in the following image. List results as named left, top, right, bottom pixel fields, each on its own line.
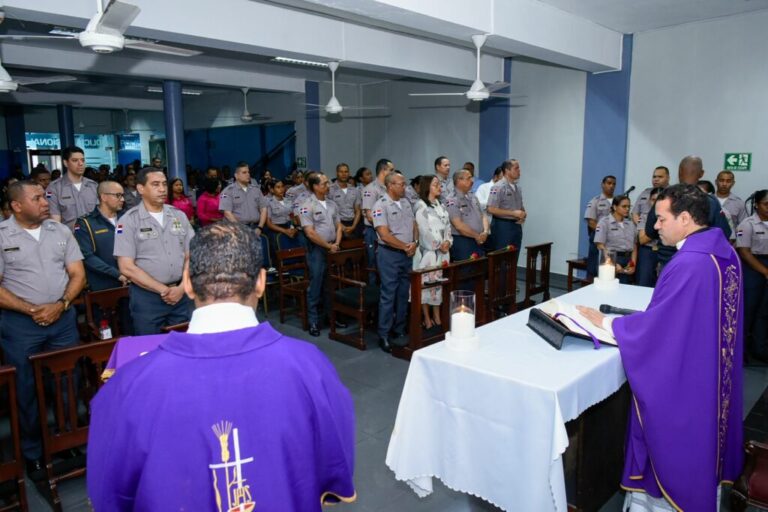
left=103, top=193, right=125, bottom=199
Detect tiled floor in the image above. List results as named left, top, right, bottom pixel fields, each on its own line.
left=20, top=283, right=768, bottom=511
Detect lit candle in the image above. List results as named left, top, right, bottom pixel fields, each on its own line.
left=598, top=263, right=615, bottom=282
left=451, top=308, right=475, bottom=338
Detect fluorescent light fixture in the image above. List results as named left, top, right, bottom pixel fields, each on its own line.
left=146, top=86, right=202, bottom=96
left=272, top=56, right=329, bottom=68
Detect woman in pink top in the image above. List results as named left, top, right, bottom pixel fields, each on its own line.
left=196, top=177, right=223, bottom=226
left=168, top=178, right=195, bottom=222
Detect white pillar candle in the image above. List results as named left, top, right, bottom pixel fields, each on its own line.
left=598, top=263, right=615, bottom=282
left=451, top=310, right=475, bottom=339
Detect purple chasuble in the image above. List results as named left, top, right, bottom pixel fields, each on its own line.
left=102, top=334, right=168, bottom=380
left=614, top=228, right=743, bottom=511
left=87, top=322, right=356, bottom=511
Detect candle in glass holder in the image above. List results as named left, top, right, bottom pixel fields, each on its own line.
left=450, top=290, right=476, bottom=339
left=598, top=263, right=615, bottom=281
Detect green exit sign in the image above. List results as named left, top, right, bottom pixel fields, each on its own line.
left=723, top=152, right=751, bottom=171
left=296, top=156, right=307, bottom=168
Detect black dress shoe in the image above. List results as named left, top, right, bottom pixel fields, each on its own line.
left=25, top=458, right=45, bottom=481
left=309, top=324, right=321, bottom=337
left=334, top=319, right=348, bottom=329
left=379, top=337, right=392, bottom=353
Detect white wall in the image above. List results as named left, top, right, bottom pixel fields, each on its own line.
left=626, top=10, right=768, bottom=202
left=318, top=81, right=363, bottom=173
left=361, top=80, right=480, bottom=178
left=509, top=60, right=587, bottom=275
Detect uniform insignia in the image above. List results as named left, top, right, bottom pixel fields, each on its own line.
left=490, top=189, right=497, bottom=195
left=116, top=224, right=123, bottom=234
left=595, top=226, right=601, bottom=232
left=300, top=207, right=309, bottom=214
left=446, top=199, right=456, bottom=207
left=3, top=247, right=19, bottom=252
left=73, top=224, right=80, bottom=231
left=221, top=194, right=228, bottom=199
left=363, top=191, right=371, bottom=197
left=94, top=229, right=108, bottom=235
left=372, top=209, right=383, bottom=218
left=45, top=191, right=53, bottom=198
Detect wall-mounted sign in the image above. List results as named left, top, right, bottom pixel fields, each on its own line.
left=723, top=152, right=751, bottom=171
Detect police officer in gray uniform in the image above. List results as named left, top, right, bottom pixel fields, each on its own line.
left=329, top=163, right=362, bottom=239
left=47, top=145, right=99, bottom=229
left=373, top=172, right=417, bottom=352
left=715, top=170, right=748, bottom=227
left=115, top=167, right=194, bottom=335
left=299, top=173, right=343, bottom=337
left=583, top=175, right=616, bottom=277
left=219, top=161, right=267, bottom=234
left=631, top=166, right=669, bottom=225
left=0, top=181, right=85, bottom=476
left=362, top=159, right=393, bottom=274
left=446, top=169, right=489, bottom=261
left=593, top=195, right=638, bottom=284
left=434, top=156, right=454, bottom=203
left=487, top=159, right=526, bottom=258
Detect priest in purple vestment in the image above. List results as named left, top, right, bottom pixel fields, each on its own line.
left=87, top=221, right=356, bottom=511
left=579, top=184, right=743, bottom=512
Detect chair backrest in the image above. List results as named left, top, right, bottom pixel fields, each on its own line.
left=339, top=238, right=364, bottom=251
left=408, top=265, right=451, bottom=348
left=487, top=246, right=519, bottom=318
left=30, top=340, right=117, bottom=456
left=0, top=366, right=23, bottom=484
left=276, top=246, right=308, bottom=286
left=327, top=248, right=367, bottom=286
left=276, top=232, right=302, bottom=252
left=259, top=234, right=272, bottom=270
left=161, top=322, right=189, bottom=333
left=523, top=242, right=553, bottom=306
left=85, top=286, right=129, bottom=340
left=446, top=256, right=488, bottom=325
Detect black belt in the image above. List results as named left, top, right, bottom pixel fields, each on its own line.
left=614, top=251, right=632, bottom=258
left=341, top=219, right=355, bottom=224
left=379, top=244, right=408, bottom=255
left=244, top=222, right=261, bottom=229
left=492, top=217, right=520, bottom=223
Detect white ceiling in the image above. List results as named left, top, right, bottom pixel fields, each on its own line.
left=537, top=0, right=768, bottom=34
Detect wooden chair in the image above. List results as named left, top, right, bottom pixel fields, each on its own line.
left=276, top=246, right=309, bottom=331
left=339, top=238, right=364, bottom=250
left=521, top=242, right=552, bottom=308
left=259, top=234, right=279, bottom=314
left=392, top=257, right=487, bottom=361
left=566, top=258, right=592, bottom=292
left=275, top=232, right=302, bottom=252
left=0, top=367, right=28, bottom=512
left=732, top=440, right=768, bottom=511
left=487, top=246, right=519, bottom=321
left=327, top=248, right=379, bottom=350
left=161, top=322, right=189, bottom=333
left=29, top=340, right=116, bottom=512
left=84, top=286, right=129, bottom=341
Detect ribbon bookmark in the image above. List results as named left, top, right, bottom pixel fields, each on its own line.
left=554, top=313, right=602, bottom=350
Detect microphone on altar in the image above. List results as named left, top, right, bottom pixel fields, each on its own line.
left=599, top=304, right=640, bottom=316
left=622, top=185, right=636, bottom=197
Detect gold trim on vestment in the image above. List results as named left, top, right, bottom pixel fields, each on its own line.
left=320, top=490, right=357, bottom=505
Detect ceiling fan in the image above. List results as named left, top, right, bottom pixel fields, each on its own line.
left=409, top=34, right=524, bottom=103
left=212, top=88, right=269, bottom=123
left=0, top=0, right=200, bottom=57
left=305, top=61, right=387, bottom=115
left=0, top=59, right=77, bottom=92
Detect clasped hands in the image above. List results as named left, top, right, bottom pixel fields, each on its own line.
left=29, top=302, right=65, bottom=327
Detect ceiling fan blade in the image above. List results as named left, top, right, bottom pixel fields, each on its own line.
left=15, top=75, right=78, bottom=86
left=485, top=81, right=509, bottom=93
left=408, top=92, right=465, bottom=97
left=488, top=93, right=528, bottom=99
left=123, top=39, right=201, bottom=57
left=97, top=0, right=140, bottom=35
left=0, top=34, right=75, bottom=41
left=341, top=105, right=389, bottom=111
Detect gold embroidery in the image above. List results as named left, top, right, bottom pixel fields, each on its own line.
left=210, top=421, right=255, bottom=512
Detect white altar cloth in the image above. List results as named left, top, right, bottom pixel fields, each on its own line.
left=385, top=284, right=653, bottom=511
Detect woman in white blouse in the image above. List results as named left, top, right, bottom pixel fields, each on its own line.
left=413, top=175, right=452, bottom=329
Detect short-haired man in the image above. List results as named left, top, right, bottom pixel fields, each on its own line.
left=329, top=163, right=362, bottom=239
left=446, top=169, right=488, bottom=261
left=0, top=181, right=85, bottom=477
left=578, top=184, right=743, bottom=511
left=151, top=157, right=163, bottom=169
left=643, top=156, right=731, bottom=272
left=487, top=159, right=526, bottom=256
left=631, top=166, right=669, bottom=225
left=218, top=162, right=267, bottom=235
left=115, top=167, right=194, bottom=334
left=362, top=159, right=394, bottom=281
left=434, top=156, right=454, bottom=202
left=715, top=170, right=747, bottom=227
left=583, top=175, right=616, bottom=277
left=88, top=222, right=356, bottom=511
left=372, top=172, right=417, bottom=352
left=30, top=167, right=51, bottom=190
left=47, top=146, right=99, bottom=229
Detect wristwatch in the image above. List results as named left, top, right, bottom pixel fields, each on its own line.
left=58, top=297, right=71, bottom=311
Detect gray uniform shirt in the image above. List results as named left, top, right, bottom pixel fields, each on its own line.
left=594, top=215, right=637, bottom=252
left=0, top=216, right=83, bottom=304
left=372, top=194, right=415, bottom=246
left=266, top=196, right=292, bottom=225
left=362, top=181, right=387, bottom=227
left=285, top=184, right=308, bottom=212
left=47, top=174, right=99, bottom=229
left=114, top=203, right=194, bottom=285
left=328, top=183, right=361, bottom=222
left=631, top=187, right=653, bottom=220
left=584, top=194, right=613, bottom=224
left=736, top=214, right=768, bottom=255
left=218, top=183, right=265, bottom=223
left=123, top=189, right=141, bottom=211
left=718, top=194, right=747, bottom=227
left=445, top=190, right=484, bottom=236
left=299, top=196, right=340, bottom=243
left=487, top=177, right=524, bottom=215
left=436, top=175, right=454, bottom=203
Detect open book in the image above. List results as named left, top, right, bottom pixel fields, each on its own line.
left=535, top=299, right=617, bottom=347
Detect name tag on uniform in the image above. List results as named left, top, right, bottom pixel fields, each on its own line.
left=314, top=211, right=323, bottom=216
left=139, top=227, right=158, bottom=240
left=94, top=229, right=109, bottom=235
left=3, top=247, right=19, bottom=252
left=610, top=228, right=619, bottom=231
left=757, top=232, right=765, bottom=235
left=62, top=196, right=72, bottom=200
